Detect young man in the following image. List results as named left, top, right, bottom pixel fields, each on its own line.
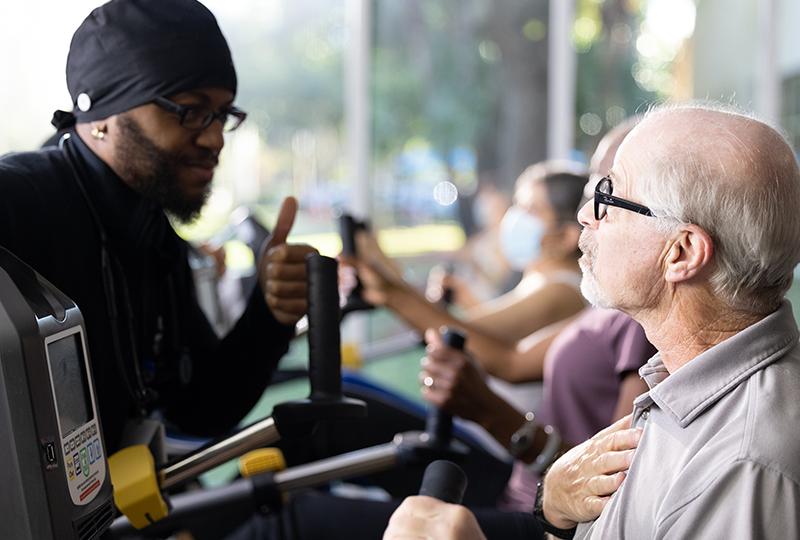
left=385, top=101, right=800, bottom=539
left=0, top=0, right=315, bottom=454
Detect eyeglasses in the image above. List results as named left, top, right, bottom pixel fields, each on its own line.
left=594, top=176, right=653, bottom=221
left=152, top=96, right=247, bottom=132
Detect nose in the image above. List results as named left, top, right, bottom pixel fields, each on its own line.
left=195, top=119, right=225, bottom=153
left=577, top=199, right=596, bottom=228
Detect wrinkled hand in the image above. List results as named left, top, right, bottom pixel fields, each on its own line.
left=420, top=328, right=492, bottom=423
left=383, top=496, right=487, bottom=540
left=542, top=414, right=641, bottom=529
left=258, top=196, right=318, bottom=326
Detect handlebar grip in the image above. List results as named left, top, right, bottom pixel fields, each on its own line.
left=425, top=327, right=466, bottom=444
left=306, top=253, right=343, bottom=399
left=418, top=459, right=467, bottom=504
left=339, top=214, right=367, bottom=256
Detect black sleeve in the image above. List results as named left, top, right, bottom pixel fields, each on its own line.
left=159, top=266, right=296, bottom=437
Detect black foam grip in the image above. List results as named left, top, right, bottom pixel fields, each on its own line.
left=339, top=215, right=359, bottom=255
left=425, top=327, right=466, bottom=444
left=440, top=263, right=455, bottom=306
left=440, top=327, right=466, bottom=350
left=418, top=459, right=468, bottom=504
left=306, top=254, right=343, bottom=399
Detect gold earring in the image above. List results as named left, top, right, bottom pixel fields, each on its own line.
left=91, top=127, right=105, bottom=140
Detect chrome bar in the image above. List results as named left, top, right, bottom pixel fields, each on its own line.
left=159, top=416, right=280, bottom=489
left=273, top=443, right=399, bottom=492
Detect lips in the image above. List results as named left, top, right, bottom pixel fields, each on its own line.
left=184, top=158, right=218, bottom=185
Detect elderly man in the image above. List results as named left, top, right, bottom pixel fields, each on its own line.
left=0, top=0, right=315, bottom=454
left=385, top=101, right=800, bottom=539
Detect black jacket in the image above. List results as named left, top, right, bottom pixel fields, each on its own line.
left=0, top=133, right=295, bottom=452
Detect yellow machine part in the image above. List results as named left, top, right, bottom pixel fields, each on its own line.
left=238, top=447, right=287, bottom=478
left=108, top=445, right=169, bottom=529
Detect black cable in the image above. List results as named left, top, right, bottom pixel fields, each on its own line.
left=58, top=134, right=152, bottom=415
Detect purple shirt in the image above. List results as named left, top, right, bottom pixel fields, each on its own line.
left=498, top=307, right=656, bottom=512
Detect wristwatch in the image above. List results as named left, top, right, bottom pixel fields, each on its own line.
left=534, top=480, right=577, bottom=539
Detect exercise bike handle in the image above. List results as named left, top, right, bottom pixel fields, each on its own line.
left=418, top=459, right=468, bottom=504
left=425, top=327, right=466, bottom=446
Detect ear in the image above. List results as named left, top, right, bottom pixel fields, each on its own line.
left=664, top=224, right=714, bottom=283
left=90, top=120, right=110, bottom=139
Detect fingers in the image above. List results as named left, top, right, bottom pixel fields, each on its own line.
left=263, top=196, right=298, bottom=253
left=383, top=497, right=487, bottom=540
left=260, top=242, right=318, bottom=326
left=587, top=470, right=628, bottom=498
left=540, top=419, right=641, bottom=528
left=421, top=341, right=468, bottom=381
left=392, top=496, right=448, bottom=519
left=593, top=427, right=641, bottom=468
left=424, top=328, right=442, bottom=347
left=592, top=413, right=633, bottom=439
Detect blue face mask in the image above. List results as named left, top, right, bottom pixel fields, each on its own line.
left=499, top=206, right=546, bottom=271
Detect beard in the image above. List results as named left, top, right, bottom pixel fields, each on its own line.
left=578, top=229, right=615, bottom=309
left=114, top=115, right=212, bottom=224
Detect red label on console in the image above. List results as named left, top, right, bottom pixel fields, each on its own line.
left=80, top=480, right=100, bottom=501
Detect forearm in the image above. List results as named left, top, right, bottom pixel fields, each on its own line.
left=466, top=389, right=570, bottom=467
left=384, top=282, right=514, bottom=359
left=464, top=301, right=579, bottom=382
left=468, top=392, right=527, bottom=449
left=383, top=280, right=461, bottom=334
left=380, top=276, right=544, bottom=382
left=464, top=283, right=584, bottom=344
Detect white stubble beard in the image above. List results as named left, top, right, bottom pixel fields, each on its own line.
left=578, top=229, right=615, bottom=309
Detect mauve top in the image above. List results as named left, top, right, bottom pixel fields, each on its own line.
left=498, top=307, right=656, bottom=512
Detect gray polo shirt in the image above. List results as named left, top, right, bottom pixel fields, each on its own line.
left=576, top=300, right=800, bottom=539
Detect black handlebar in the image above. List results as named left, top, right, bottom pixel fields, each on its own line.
left=418, top=459, right=468, bottom=504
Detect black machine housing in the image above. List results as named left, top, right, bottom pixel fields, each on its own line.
left=0, top=247, right=114, bottom=540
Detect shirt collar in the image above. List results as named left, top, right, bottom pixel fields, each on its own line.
left=62, top=133, right=180, bottom=265
left=638, top=299, right=800, bottom=428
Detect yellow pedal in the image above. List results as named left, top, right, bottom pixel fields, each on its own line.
left=238, top=448, right=287, bottom=478
left=108, top=445, right=169, bottom=529
left=341, top=343, right=362, bottom=368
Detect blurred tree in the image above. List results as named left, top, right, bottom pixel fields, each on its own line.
left=373, top=0, right=549, bottom=195
left=214, top=0, right=663, bottom=224
left=573, top=0, right=657, bottom=156
left=227, top=0, right=346, bottom=149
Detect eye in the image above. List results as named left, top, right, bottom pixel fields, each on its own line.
left=182, top=106, right=212, bottom=127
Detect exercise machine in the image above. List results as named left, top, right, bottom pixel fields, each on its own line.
left=0, top=247, right=115, bottom=540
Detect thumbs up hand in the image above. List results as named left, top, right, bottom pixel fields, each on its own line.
left=257, top=196, right=318, bottom=326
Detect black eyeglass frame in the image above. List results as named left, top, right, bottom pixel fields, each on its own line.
left=594, top=176, right=654, bottom=221
left=152, top=96, right=247, bottom=132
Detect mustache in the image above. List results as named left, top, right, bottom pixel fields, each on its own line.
left=183, top=151, right=219, bottom=169
left=578, top=229, right=595, bottom=256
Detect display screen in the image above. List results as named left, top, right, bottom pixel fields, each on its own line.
left=48, top=332, right=93, bottom=437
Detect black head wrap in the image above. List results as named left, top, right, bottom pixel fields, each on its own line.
left=65, top=0, right=237, bottom=124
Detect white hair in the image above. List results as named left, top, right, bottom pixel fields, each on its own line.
left=636, top=101, right=800, bottom=314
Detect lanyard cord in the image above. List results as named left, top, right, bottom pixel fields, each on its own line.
left=58, top=134, right=155, bottom=417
